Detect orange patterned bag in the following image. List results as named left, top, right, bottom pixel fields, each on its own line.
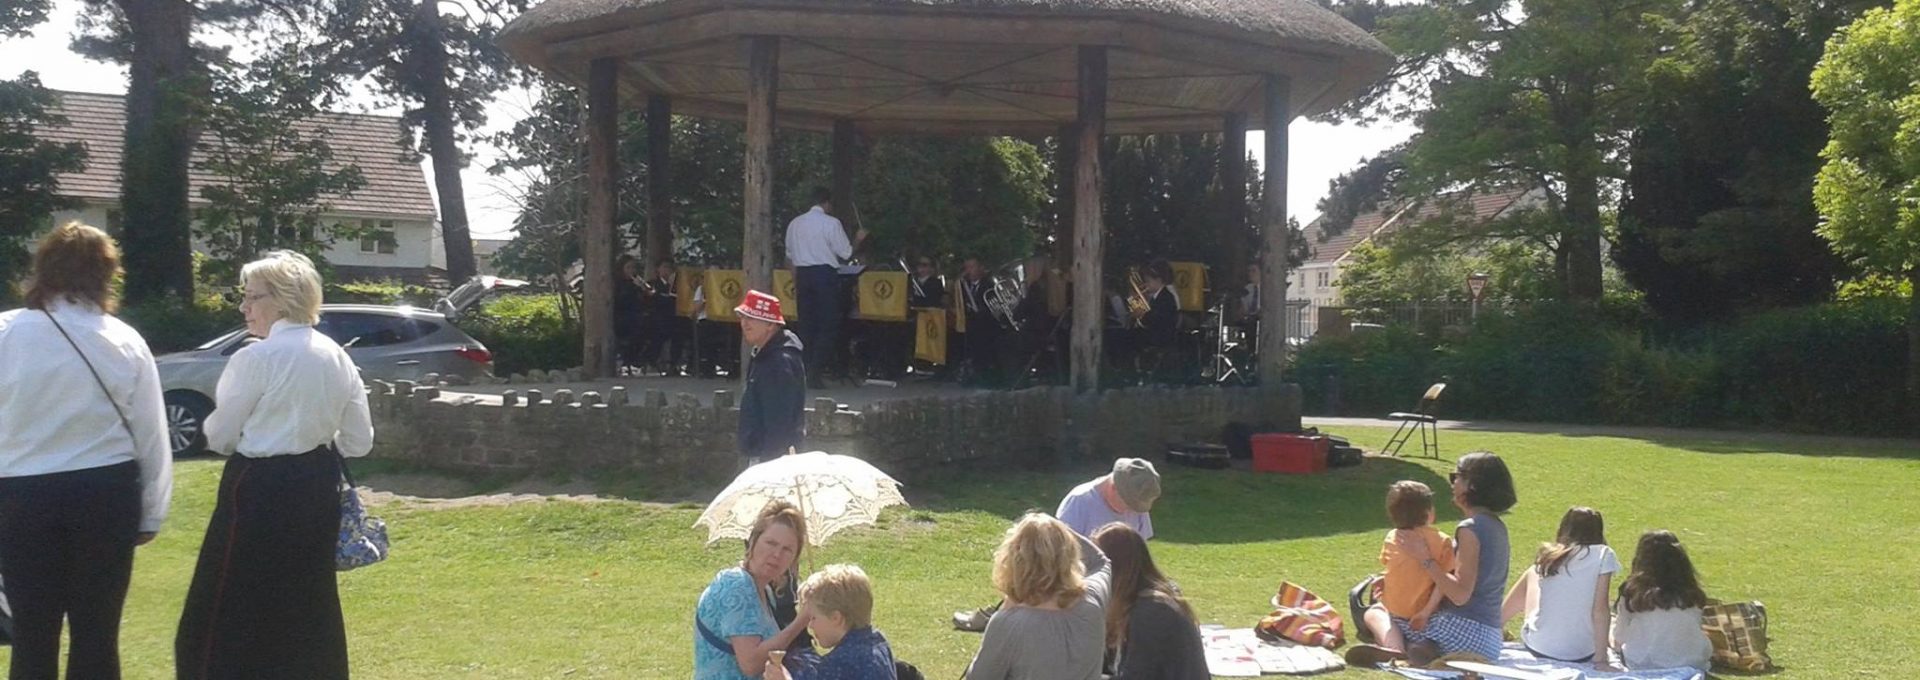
left=1256, top=581, right=1346, bottom=648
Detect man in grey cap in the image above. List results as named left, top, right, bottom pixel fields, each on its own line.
left=1055, top=457, right=1162, bottom=540
left=952, top=458, right=1163, bottom=632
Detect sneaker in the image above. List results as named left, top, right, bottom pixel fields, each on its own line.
left=1342, top=644, right=1405, bottom=669
left=951, top=601, right=1001, bottom=632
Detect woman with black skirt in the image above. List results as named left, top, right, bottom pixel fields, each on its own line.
left=176, top=250, right=373, bottom=680
left=0, top=222, right=173, bottom=680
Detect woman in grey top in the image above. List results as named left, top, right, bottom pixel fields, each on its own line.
left=964, top=513, right=1112, bottom=680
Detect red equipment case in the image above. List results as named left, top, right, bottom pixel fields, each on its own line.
left=1251, top=433, right=1329, bottom=474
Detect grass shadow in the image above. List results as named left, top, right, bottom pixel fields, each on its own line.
left=910, top=455, right=1457, bottom=545
left=1438, top=421, right=1920, bottom=461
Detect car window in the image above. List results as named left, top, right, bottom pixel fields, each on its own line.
left=316, top=312, right=420, bottom=348
left=409, top=319, right=442, bottom=338
left=196, top=327, right=247, bottom=351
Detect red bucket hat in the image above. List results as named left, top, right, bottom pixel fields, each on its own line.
left=735, top=289, right=785, bottom=324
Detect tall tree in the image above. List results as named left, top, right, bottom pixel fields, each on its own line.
left=317, top=0, right=533, bottom=283
left=1, top=3, right=89, bottom=290
left=193, top=47, right=368, bottom=280
left=1810, top=0, right=1920, bottom=416
left=1616, top=0, right=1882, bottom=322
left=74, top=0, right=202, bottom=302
left=1323, top=0, right=1676, bottom=302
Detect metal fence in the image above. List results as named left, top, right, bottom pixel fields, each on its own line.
left=1291, top=299, right=1542, bottom=339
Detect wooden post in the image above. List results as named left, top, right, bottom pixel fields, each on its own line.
left=1258, top=75, right=1292, bottom=384
left=646, top=94, right=673, bottom=267
left=743, top=36, right=779, bottom=374
left=1054, top=124, right=1076, bottom=269
left=832, top=119, right=856, bottom=238
left=1070, top=46, right=1107, bottom=394
left=583, top=58, right=621, bottom=379
left=1221, top=112, right=1249, bottom=296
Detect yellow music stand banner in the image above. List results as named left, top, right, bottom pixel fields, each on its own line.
left=1170, top=261, right=1207, bottom=312
left=856, top=271, right=909, bottom=322
left=773, top=269, right=800, bottom=321
left=675, top=267, right=704, bottom=318
left=914, top=307, right=948, bottom=365
left=703, top=269, right=747, bottom=322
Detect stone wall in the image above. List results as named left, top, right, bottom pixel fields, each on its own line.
left=367, top=382, right=1301, bottom=481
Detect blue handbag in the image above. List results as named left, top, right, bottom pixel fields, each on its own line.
left=335, top=450, right=389, bottom=571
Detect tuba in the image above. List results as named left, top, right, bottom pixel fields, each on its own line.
left=985, top=259, right=1027, bottom=331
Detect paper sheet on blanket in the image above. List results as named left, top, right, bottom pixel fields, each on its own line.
left=1199, top=626, right=1344, bottom=676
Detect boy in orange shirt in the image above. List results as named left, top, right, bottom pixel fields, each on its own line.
left=1351, top=480, right=1456, bottom=664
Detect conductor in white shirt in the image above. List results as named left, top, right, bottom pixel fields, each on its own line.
left=785, top=187, right=867, bottom=388
left=175, top=251, right=371, bottom=680
left=0, top=223, right=173, bottom=680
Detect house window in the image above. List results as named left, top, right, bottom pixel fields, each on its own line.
left=359, top=220, right=397, bottom=254
left=1316, top=271, right=1329, bottom=289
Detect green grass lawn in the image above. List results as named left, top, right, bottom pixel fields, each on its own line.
left=7, top=425, right=1916, bottom=678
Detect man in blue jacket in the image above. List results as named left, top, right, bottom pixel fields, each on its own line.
left=735, top=289, right=807, bottom=466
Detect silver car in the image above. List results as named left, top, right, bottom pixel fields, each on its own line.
left=156, top=276, right=525, bottom=456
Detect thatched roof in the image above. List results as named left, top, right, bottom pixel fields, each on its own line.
left=498, top=0, right=1392, bottom=135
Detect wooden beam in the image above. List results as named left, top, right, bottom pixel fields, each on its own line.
left=1054, top=123, right=1076, bottom=269
left=647, top=94, right=674, bottom=267
left=1258, top=75, right=1291, bottom=384
left=1221, top=111, right=1248, bottom=297
left=1070, top=45, right=1107, bottom=394
left=743, top=35, right=779, bottom=374
left=584, top=57, right=621, bottom=380
left=832, top=119, right=856, bottom=240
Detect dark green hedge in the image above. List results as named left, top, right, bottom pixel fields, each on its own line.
left=459, top=294, right=581, bottom=376
left=1295, top=299, right=1912, bottom=436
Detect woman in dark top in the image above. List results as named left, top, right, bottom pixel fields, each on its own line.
left=1391, top=451, right=1516, bottom=665
left=1092, top=523, right=1209, bottom=680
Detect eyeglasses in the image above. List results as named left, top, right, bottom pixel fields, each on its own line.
left=1448, top=471, right=1461, bottom=484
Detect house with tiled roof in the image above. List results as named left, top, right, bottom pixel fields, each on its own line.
left=1289, top=187, right=1542, bottom=309
left=37, top=91, right=444, bottom=285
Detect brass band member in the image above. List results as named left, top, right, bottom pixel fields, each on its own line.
left=958, top=258, right=1000, bottom=386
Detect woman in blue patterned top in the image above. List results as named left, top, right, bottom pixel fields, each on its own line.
left=764, top=564, right=897, bottom=680
left=695, top=501, right=815, bottom=680
left=1391, top=451, right=1517, bottom=666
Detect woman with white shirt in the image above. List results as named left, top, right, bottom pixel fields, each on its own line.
left=174, top=250, right=372, bottom=680
left=0, top=223, right=173, bottom=679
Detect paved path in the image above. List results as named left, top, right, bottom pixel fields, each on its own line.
left=1304, top=416, right=1918, bottom=450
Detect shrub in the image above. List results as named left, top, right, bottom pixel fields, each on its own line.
left=1291, top=326, right=1441, bottom=416
left=460, top=294, right=581, bottom=376
left=120, top=295, right=243, bottom=355
left=1297, top=298, right=1911, bottom=436
left=325, top=280, right=439, bottom=307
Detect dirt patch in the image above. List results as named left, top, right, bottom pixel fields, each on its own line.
left=357, top=472, right=616, bottom=510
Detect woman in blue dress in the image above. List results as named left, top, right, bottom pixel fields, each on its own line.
left=695, top=501, right=814, bottom=680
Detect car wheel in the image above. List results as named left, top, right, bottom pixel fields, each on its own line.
left=164, top=392, right=212, bottom=457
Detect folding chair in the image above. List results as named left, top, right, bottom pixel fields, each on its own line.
left=1382, top=382, right=1445, bottom=458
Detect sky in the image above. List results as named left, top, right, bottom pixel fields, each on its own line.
left=2, top=0, right=1414, bottom=240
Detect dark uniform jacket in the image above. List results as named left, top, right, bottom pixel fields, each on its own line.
left=738, top=329, right=807, bottom=459
left=909, top=275, right=946, bottom=309
left=1142, top=287, right=1180, bottom=347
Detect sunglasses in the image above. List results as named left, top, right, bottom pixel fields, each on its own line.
left=1448, top=471, right=1461, bottom=484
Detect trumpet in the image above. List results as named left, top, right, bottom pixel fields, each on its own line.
left=1126, top=268, right=1151, bottom=328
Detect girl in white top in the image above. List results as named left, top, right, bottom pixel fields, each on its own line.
left=1501, top=507, right=1620, bottom=669
left=175, top=251, right=371, bottom=680
left=1612, top=530, right=1713, bottom=672
left=0, top=223, right=172, bottom=679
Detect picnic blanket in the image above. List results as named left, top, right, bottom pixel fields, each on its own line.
left=1379, top=645, right=1704, bottom=680
left=1201, top=626, right=1344, bottom=676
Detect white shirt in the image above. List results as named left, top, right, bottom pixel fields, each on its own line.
left=0, top=300, right=173, bottom=531
left=1612, top=604, right=1712, bottom=671
left=784, top=206, right=853, bottom=267
left=1055, top=478, right=1153, bottom=540
left=205, top=320, right=373, bottom=458
left=1521, top=544, right=1621, bottom=661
